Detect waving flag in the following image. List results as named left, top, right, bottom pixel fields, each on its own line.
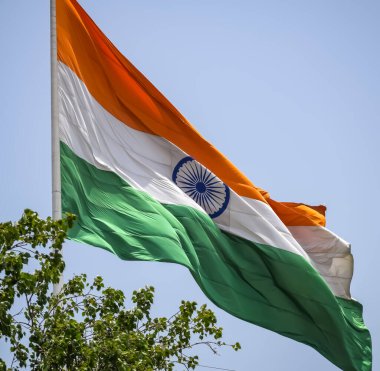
left=56, top=0, right=371, bottom=369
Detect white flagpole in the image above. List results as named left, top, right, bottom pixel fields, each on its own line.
left=51, top=0, right=63, bottom=295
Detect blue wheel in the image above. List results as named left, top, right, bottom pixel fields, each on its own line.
left=172, top=157, right=230, bottom=219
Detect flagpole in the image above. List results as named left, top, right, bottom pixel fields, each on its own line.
left=51, top=0, right=63, bottom=295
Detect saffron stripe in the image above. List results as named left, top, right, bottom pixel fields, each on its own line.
left=57, top=0, right=325, bottom=227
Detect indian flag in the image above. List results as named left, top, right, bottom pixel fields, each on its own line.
left=56, top=0, right=371, bottom=369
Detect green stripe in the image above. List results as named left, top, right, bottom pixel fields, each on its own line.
left=61, top=142, right=371, bottom=370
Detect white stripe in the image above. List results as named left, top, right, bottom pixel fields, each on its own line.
left=58, top=62, right=351, bottom=298
left=288, top=226, right=352, bottom=298
left=58, top=64, right=205, bottom=213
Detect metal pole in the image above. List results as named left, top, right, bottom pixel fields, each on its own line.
left=51, top=0, right=63, bottom=295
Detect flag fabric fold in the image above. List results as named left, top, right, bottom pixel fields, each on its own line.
left=57, top=0, right=371, bottom=369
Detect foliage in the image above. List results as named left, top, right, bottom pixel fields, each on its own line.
left=0, top=210, right=240, bottom=370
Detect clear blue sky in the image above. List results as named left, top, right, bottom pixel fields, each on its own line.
left=0, top=1, right=378, bottom=369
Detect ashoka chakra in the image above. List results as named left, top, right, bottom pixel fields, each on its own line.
left=172, top=157, right=230, bottom=218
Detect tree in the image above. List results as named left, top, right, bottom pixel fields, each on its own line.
left=0, top=210, right=240, bottom=370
